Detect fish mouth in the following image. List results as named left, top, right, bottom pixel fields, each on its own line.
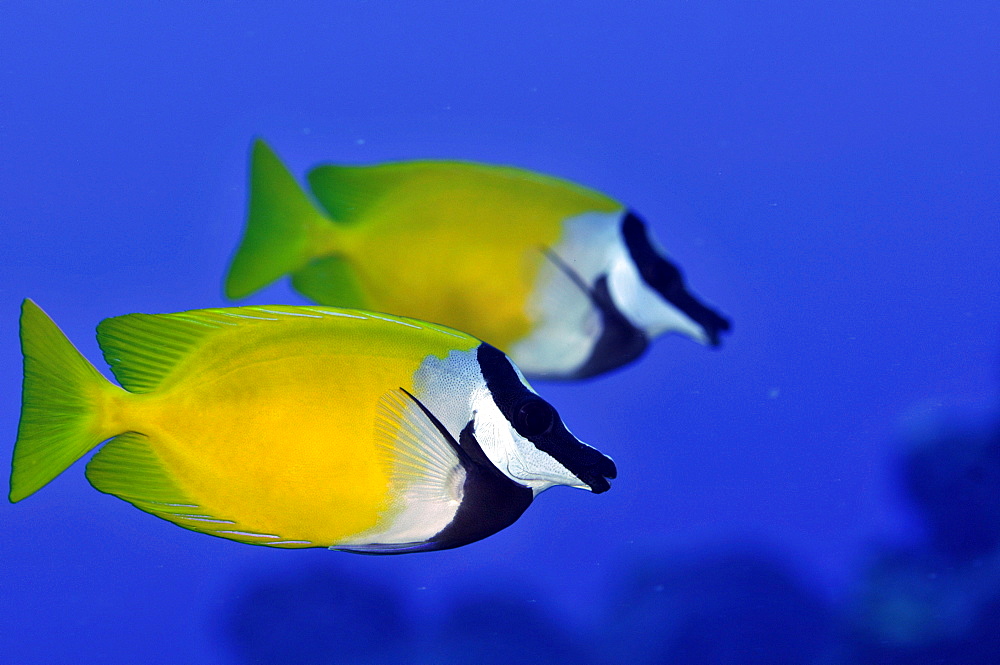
left=581, top=455, right=617, bottom=494
left=689, top=299, right=732, bottom=347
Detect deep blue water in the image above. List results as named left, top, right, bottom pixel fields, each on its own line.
left=2, top=3, right=998, bottom=664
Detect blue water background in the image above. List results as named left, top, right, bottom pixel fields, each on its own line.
left=2, top=3, right=998, bottom=663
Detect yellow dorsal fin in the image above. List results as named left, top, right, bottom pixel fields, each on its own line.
left=97, top=305, right=477, bottom=394
left=306, top=160, right=620, bottom=226
left=96, top=309, right=240, bottom=393
left=306, top=162, right=426, bottom=225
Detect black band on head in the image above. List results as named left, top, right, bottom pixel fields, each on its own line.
left=621, top=211, right=731, bottom=345
left=476, top=344, right=616, bottom=492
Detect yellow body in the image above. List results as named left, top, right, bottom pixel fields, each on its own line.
left=10, top=302, right=479, bottom=548
left=312, top=163, right=620, bottom=346
left=225, top=143, right=623, bottom=352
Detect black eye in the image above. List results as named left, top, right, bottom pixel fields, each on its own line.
left=514, top=398, right=555, bottom=437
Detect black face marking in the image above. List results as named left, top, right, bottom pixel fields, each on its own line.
left=621, top=211, right=731, bottom=346
left=335, top=389, right=533, bottom=555
left=573, top=275, right=650, bottom=379
left=476, top=344, right=617, bottom=492
left=541, top=248, right=649, bottom=380
left=425, top=423, right=534, bottom=550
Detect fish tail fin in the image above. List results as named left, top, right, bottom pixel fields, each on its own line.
left=224, top=138, right=337, bottom=300
left=10, top=300, right=122, bottom=502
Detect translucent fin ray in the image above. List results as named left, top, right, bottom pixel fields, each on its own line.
left=372, top=388, right=463, bottom=502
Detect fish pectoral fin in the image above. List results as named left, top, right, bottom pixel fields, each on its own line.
left=540, top=246, right=592, bottom=297
left=373, top=388, right=465, bottom=504
left=291, top=255, right=368, bottom=309
left=85, top=433, right=236, bottom=536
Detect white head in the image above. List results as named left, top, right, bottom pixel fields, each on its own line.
left=608, top=211, right=731, bottom=347
left=414, top=344, right=616, bottom=494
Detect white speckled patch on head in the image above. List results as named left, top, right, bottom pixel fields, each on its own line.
left=411, top=346, right=484, bottom=441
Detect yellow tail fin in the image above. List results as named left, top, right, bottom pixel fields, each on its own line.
left=10, top=300, right=119, bottom=502
left=224, top=139, right=333, bottom=300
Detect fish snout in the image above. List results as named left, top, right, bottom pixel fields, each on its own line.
left=577, top=448, right=617, bottom=494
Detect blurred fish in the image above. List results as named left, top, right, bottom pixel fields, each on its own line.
left=224, top=140, right=731, bottom=379
left=9, top=299, right=615, bottom=553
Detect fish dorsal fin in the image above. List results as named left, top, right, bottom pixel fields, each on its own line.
left=96, top=307, right=286, bottom=393
left=97, top=310, right=231, bottom=393
left=307, top=160, right=621, bottom=226
left=98, top=305, right=473, bottom=394
left=306, top=162, right=431, bottom=225
left=373, top=388, right=464, bottom=503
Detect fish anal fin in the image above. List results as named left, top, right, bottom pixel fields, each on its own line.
left=86, top=432, right=198, bottom=516
left=85, top=433, right=242, bottom=538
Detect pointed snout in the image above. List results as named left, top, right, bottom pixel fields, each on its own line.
left=574, top=446, right=617, bottom=494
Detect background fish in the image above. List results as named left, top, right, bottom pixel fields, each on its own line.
left=224, top=140, right=731, bottom=379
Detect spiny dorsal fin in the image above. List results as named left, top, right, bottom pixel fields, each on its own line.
left=97, top=305, right=476, bottom=394
left=307, top=162, right=431, bottom=225
left=96, top=309, right=242, bottom=393
left=306, top=160, right=621, bottom=226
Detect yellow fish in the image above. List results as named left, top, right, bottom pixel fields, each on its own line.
left=10, top=300, right=615, bottom=553
left=225, top=140, right=731, bottom=380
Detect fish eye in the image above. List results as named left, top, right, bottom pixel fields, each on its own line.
left=514, top=398, right=555, bottom=438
